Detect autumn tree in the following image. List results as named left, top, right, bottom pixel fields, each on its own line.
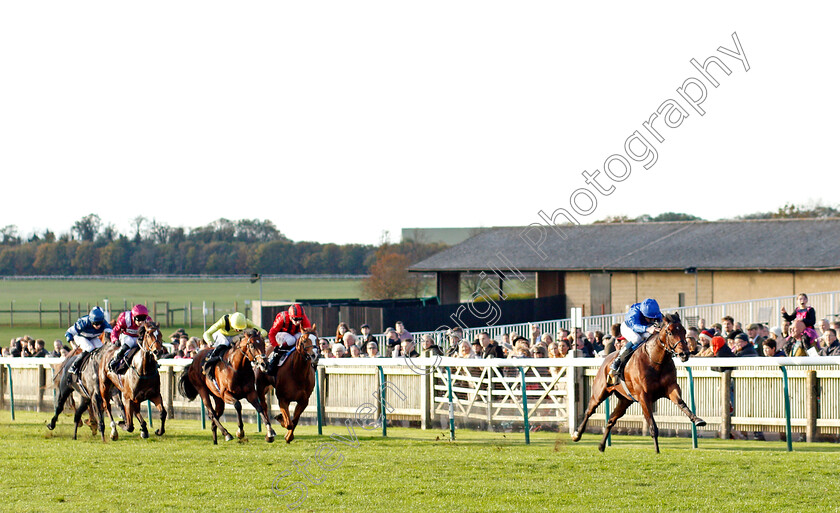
left=362, top=251, right=416, bottom=299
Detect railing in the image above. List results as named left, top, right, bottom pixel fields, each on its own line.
left=3, top=356, right=840, bottom=449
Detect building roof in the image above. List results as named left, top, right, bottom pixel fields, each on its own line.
left=409, top=218, right=840, bottom=272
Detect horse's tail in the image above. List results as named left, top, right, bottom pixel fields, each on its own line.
left=178, top=364, right=198, bottom=401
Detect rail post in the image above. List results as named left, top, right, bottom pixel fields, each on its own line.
left=377, top=366, right=387, bottom=437
left=687, top=367, right=698, bottom=449
left=604, top=395, right=611, bottom=447
left=200, top=399, right=206, bottom=430
left=315, top=365, right=323, bottom=435
left=720, top=370, right=731, bottom=440
left=519, top=367, right=530, bottom=445
left=806, top=370, right=818, bottom=443
left=7, top=365, right=14, bottom=421
left=446, top=366, right=455, bottom=441
left=781, top=366, right=793, bottom=452
left=147, top=401, right=153, bottom=428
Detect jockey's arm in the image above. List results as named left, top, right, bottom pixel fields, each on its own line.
left=203, top=317, right=225, bottom=345
left=245, top=319, right=268, bottom=338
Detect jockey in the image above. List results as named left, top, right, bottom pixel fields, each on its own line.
left=108, top=304, right=153, bottom=373
left=66, top=307, right=113, bottom=377
left=608, top=298, right=663, bottom=384
left=202, top=312, right=267, bottom=375
left=266, top=303, right=312, bottom=374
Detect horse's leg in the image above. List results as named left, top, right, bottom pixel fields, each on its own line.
left=123, top=396, right=136, bottom=433
left=212, top=396, right=234, bottom=442
left=91, top=391, right=107, bottom=442
left=245, top=389, right=275, bottom=443
left=133, top=401, right=149, bottom=439
left=572, top=374, right=611, bottom=442
left=151, top=394, right=167, bottom=436
left=285, top=398, right=308, bottom=444
left=102, top=390, right=119, bottom=441
left=666, top=383, right=706, bottom=427
left=599, top=396, right=633, bottom=452
left=48, top=378, right=74, bottom=430
left=639, top=396, right=660, bottom=453
left=275, top=398, right=292, bottom=430
left=73, top=397, right=91, bottom=440
left=198, top=389, right=219, bottom=445
left=234, top=401, right=245, bottom=439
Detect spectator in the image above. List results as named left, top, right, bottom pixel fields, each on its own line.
left=600, top=336, right=615, bottom=356
left=710, top=336, right=736, bottom=373
left=762, top=338, right=785, bottom=357
left=395, top=321, right=412, bottom=342
left=365, top=341, right=380, bottom=358
left=349, top=345, right=362, bottom=358
left=479, top=332, right=504, bottom=358
left=746, top=323, right=764, bottom=350
left=593, top=331, right=605, bottom=353
left=784, top=319, right=813, bottom=357
left=31, top=340, right=48, bottom=358
left=59, top=347, right=70, bottom=357
left=557, top=329, right=570, bottom=342
left=421, top=334, right=444, bottom=356
left=169, top=328, right=187, bottom=346
left=384, top=328, right=401, bottom=353
left=540, top=333, right=554, bottom=345
left=446, top=329, right=463, bottom=356
left=401, top=338, right=419, bottom=358
left=529, top=324, right=541, bottom=345
left=697, top=329, right=715, bottom=356
left=501, top=333, right=510, bottom=346
left=686, top=334, right=699, bottom=355
left=584, top=331, right=599, bottom=352
left=721, top=316, right=741, bottom=340
left=343, top=332, right=358, bottom=354
left=50, top=340, right=64, bottom=358
left=358, top=324, right=375, bottom=346
left=318, top=339, right=332, bottom=358
left=500, top=342, right=513, bottom=358
left=558, top=339, right=572, bottom=358
left=1, top=347, right=8, bottom=357
left=333, top=343, right=348, bottom=358
left=335, top=322, right=350, bottom=342
left=471, top=340, right=482, bottom=357
left=818, top=318, right=830, bottom=336
left=768, top=326, right=783, bottom=340
left=457, top=340, right=477, bottom=359
left=781, top=293, right=818, bottom=344
left=733, top=333, right=758, bottom=357
left=697, top=318, right=707, bottom=330
left=819, top=329, right=840, bottom=356
left=532, top=345, right=547, bottom=358
left=577, top=335, right=595, bottom=358
left=781, top=319, right=791, bottom=338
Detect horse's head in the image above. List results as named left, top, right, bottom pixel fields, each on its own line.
left=239, top=328, right=267, bottom=371
left=138, top=320, right=163, bottom=354
left=297, top=324, right=318, bottom=362
left=657, top=312, right=689, bottom=362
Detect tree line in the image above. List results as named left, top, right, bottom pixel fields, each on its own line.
left=0, top=216, right=446, bottom=277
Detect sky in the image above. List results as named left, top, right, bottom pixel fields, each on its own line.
left=1, top=2, right=838, bottom=245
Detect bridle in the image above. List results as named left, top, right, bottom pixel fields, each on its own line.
left=298, top=332, right=316, bottom=362
left=647, top=321, right=685, bottom=364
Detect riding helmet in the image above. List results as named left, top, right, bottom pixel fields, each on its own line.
left=640, top=298, right=662, bottom=319
left=230, top=312, right=247, bottom=330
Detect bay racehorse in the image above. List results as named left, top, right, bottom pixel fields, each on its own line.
left=47, top=345, right=108, bottom=441
left=178, top=328, right=276, bottom=444
left=255, top=325, right=317, bottom=443
left=98, top=320, right=167, bottom=440
left=571, top=312, right=706, bottom=453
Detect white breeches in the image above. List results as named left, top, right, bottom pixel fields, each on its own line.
left=119, top=333, right=139, bottom=349
left=75, top=335, right=103, bottom=352
left=212, top=331, right=235, bottom=348
left=275, top=332, right=301, bottom=348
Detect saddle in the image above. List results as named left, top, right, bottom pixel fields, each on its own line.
left=113, top=346, right=140, bottom=375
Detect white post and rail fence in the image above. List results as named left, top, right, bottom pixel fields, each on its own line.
left=1, top=356, right=838, bottom=452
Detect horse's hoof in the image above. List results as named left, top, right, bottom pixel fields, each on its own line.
left=110, top=431, right=119, bottom=441
left=140, top=430, right=149, bottom=439
left=155, top=429, right=164, bottom=436
left=213, top=439, right=218, bottom=445
left=266, top=435, right=275, bottom=443
left=46, top=422, right=55, bottom=431
left=571, top=431, right=580, bottom=442
left=236, top=428, right=245, bottom=439
left=268, top=428, right=277, bottom=438
left=225, top=434, right=234, bottom=442
left=694, top=418, right=707, bottom=427
left=285, top=432, right=294, bottom=444
left=598, top=444, right=606, bottom=453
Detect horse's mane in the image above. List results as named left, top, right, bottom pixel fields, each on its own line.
left=243, top=328, right=260, bottom=338
left=664, top=312, right=681, bottom=325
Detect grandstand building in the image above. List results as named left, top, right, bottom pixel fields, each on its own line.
left=409, top=218, right=840, bottom=317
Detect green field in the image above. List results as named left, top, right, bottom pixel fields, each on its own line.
left=0, top=410, right=838, bottom=512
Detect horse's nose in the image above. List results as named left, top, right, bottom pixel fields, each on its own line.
left=679, top=352, right=690, bottom=362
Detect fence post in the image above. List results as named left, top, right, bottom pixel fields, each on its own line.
left=781, top=366, right=793, bottom=452
left=147, top=401, right=153, bottom=429
left=377, top=366, right=387, bottom=437
left=0, top=365, right=6, bottom=408
left=604, top=395, right=611, bottom=447
left=720, top=370, right=731, bottom=440
left=200, top=398, right=206, bottom=430
left=37, top=366, right=46, bottom=412
left=566, top=363, right=577, bottom=436
left=486, top=368, right=493, bottom=431
left=164, top=367, right=174, bottom=420
left=315, top=366, right=323, bottom=435
left=7, top=365, right=14, bottom=421
left=446, top=366, right=455, bottom=441
left=806, top=370, right=818, bottom=443
left=188, top=301, right=193, bottom=329
left=9, top=302, right=13, bottom=329
left=419, top=364, right=430, bottom=430
left=519, top=367, right=530, bottom=444
left=39, top=300, right=43, bottom=328
left=687, top=367, right=698, bottom=449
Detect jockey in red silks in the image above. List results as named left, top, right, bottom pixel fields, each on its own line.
left=266, top=303, right=313, bottom=374
left=108, top=304, right=153, bottom=373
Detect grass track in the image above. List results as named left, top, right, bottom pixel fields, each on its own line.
left=1, top=411, right=839, bottom=512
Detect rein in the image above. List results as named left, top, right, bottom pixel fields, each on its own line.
left=646, top=325, right=679, bottom=365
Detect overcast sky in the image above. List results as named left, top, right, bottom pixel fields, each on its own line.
left=2, top=2, right=837, bottom=245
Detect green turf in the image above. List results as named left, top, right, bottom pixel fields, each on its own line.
left=1, top=410, right=838, bottom=512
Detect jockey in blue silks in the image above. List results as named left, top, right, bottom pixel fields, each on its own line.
left=66, top=306, right=113, bottom=377
left=608, top=298, right=662, bottom=384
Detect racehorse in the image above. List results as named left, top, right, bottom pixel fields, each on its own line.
left=178, top=328, right=276, bottom=444
left=98, top=320, right=166, bottom=440
left=47, top=345, right=108, bottom=441
left=571, top=312, right=706, bottom=453
left=255, top=325, right=317, bottom=443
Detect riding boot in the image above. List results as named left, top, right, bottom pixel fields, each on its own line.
left=203, top=345, right=227, bottom=375
left=70, top=351, right=89, bottom=377
left=608, top=345, right=633, bottom=383
left=267, top=346, right=289, bottom=375
left=109, top=345, right=130, bottom=373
